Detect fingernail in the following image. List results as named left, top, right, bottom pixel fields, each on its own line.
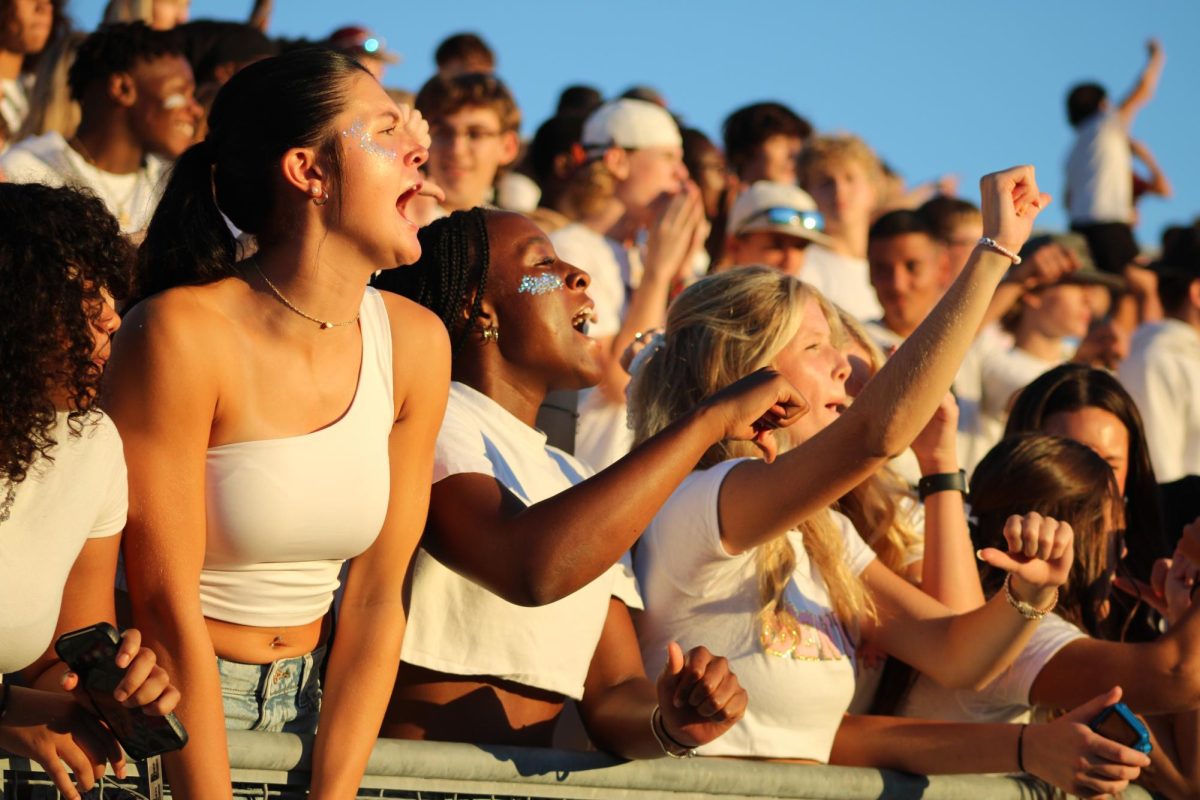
left=975, top=549, right=985, bottom=561
left=113, top=689, right=127, bottom=702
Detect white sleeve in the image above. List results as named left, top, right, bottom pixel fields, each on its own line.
left=0, top=148, right=64, bottom=187
left=830, top=510, right=877, bottom=576
left=978, top=614, right=1087, bottom=706
left=1120, top=343, right=1185, bottom=481
left=89, top=417, right=126, bottom=539
left=432, top=401, right=496, bottom=484
left=609, top=551, right=644, bottom=611
left=980, top=350, right=1042, bottom=419
left=643, top=459, right=755, bottom=597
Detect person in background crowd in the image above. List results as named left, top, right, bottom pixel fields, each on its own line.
left=11, top=28, right=81, bottom=142
left=865, top=209, right=952, bottom=351
left=104, top=0, right=189, bottom=29
left=326, top=24, right=400, bottom=82
left=556, top=83, right=602, bottom=117
left=716, top=180, right=831, bottom=278
left=416, top=71, right=520, bottom=215
left=918, top=195, right=984, bottom=281
left=1065, top=39, right=1165, bottom=276
left=0, top=0, right=57, bottom=149
left=378, top=208, right=807, bottom=756
left=797, top=133, right=885, bottom=321
left=105, top=49, right=449, bottom=799
left=0, top=183, right=181, bottom=800
left=900, top=434, right=1200, bottom=800
left=0, top=22, right=200, bottom=233
left=523, top=112, right=584, bottom=233
left=434, top=31, right=495, bottom=78
left=549, top=98, right=705, bottom=471
left=721, top=100, right=811, bottom=186
left=1119, top=222, right=1200, bottom=484
left=681, top=127, right=734, bottom=266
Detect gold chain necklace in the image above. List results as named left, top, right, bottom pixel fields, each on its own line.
left=252, top=262, right=359, bottom=330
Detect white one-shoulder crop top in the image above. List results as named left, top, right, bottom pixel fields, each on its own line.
left=201, top=287, right=393, bottom=628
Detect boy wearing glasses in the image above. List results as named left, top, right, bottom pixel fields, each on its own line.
left=416, top=72, right=521, bottom=214
left=718, top=181, right=830, bottom=277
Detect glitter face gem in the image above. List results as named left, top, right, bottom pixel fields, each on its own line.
left=517, top=274, right=566, bottom=295
left=341, top=119, right=397, bottom=162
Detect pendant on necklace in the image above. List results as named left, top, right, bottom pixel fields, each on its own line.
left=321, top=321, right=333, bottom=330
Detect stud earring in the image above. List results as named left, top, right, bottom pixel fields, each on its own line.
left=310, top=185, right=329, bottom=206
left=481, top=324, right=499, bottom=343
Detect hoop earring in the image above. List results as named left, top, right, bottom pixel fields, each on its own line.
left=481, top=324, right=499, bottom=343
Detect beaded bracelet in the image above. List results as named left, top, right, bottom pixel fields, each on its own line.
left=1004, top=573, right=1058, bottom=620
left=978, top=237, right=1023, bottom=265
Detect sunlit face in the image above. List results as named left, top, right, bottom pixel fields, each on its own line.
left=1024, top=283, right=1093, bottom=339
left=1, top=0, right=52, bottom=54
left=127, top=54, right=201, bottom=158
left=806, top=158, right=878, bottom=234
left=868, top=232, right=947, bottom=337
left=150, top=0, right=189, bottom=29
left=333, top=74, right=429, bottom=269
left=483, top=212, right=602, bottom=390
left=686, top=141, right=729, bottom=219
left=87, top=287, right=121, bottom=368
left=616, top=145, right=687, bottom=211
left=743, top=134, right=802, bottom=185
left=726, top=231, right=810, bottom=276
left=428, top=105, right=518, bottom=212
left=771, top=296, right=851, bottom=443
left=1043, top=406, right=1130, bottom=495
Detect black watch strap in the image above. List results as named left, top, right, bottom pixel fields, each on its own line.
left=918, top=470, right=967, bottom=501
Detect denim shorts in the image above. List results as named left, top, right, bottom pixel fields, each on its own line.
left=217, top=645, right=324, bottom=733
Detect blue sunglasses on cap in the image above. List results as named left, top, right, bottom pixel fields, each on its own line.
left=744, top=206, right=825, bottom=232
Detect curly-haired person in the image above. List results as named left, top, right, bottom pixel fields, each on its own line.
left=0, top=182, right=180, bottom=799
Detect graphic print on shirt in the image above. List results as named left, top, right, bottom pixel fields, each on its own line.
left=759, top=596, right=853, bottom=661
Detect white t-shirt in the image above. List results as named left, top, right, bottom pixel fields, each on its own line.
left=0, top=413, right=127, bottom=675
left=978, top=344, right=1070, bottom=467
left=549, top=222, right=640, bottom=470
left=899, top=613, right=1086, bottom=724
left=636, top=458, right=876, bottom=761
left=1066, top=110, right=1133, bottom=226
left=401, top=382, right=643, bottom=700
left=1118, top=319, right=1200, bottom=482
left=0, top=76, right=30, bottom=145
left=801, top=245, right=883, bottom=322
left=0, top=132, right=166, bottom=233
left=956, top=324, right=1014, bottom=477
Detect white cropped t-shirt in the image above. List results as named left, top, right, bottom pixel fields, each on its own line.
left=401, top=382, right=642, bottom=700
left=200, top=288, right=393, bottom=627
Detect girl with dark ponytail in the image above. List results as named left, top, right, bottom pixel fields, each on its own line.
left=105, top=48, right=451, bottom=799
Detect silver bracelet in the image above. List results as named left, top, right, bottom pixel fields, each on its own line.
left=978, top=236, right=1023, bottom=265
left=1003, top=573, right=1057, bottom=620
left=650, top=705, right=697, bottom=759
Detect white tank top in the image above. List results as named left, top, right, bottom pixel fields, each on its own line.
left=200, top=288, right=394, bottom=627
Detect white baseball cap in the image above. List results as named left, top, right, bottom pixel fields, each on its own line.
left=581, top=99, right=682, bottom=152
left=726, top=181, right=832, bottom=246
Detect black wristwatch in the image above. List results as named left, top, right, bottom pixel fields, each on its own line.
left=917, top=470, right=967, bottom=501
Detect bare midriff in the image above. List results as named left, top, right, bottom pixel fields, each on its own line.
left=205, top=615, right=328, bottom=664
left=382, top=663, right=565, bottom=748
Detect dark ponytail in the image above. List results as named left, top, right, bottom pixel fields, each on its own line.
left=137, top=48, right=370, bottom=300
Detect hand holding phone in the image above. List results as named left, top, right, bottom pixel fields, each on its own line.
left=1089, top=701, right=1153, bottom=755
left=55, top=622, right=188, bottom=760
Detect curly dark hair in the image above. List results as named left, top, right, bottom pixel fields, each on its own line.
left=0, top=183, right=133, bottom=485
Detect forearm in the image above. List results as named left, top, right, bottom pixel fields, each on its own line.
left=506, top=405, right=723, bottom=604
left=309, top=602, right=406, bottom=799
left=830, top=714, right=1020, bottom=774
left=579, top=677, right=665, bottom=760
left=595, top=274, right=674, bottom=404
left=916, top=456, right=985, bottom=612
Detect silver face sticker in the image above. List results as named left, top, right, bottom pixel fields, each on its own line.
left=517, top=274, right=566, bottom=295
left=341, top=119, right=397, bottom=162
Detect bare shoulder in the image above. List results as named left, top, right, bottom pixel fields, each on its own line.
left=377, top=289, right=451, bottom=365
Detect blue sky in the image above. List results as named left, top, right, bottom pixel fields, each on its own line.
left=74, top=0, right=1199, bottom=247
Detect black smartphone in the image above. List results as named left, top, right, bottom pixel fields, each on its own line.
left=1088, top=701, right=1152, bottom=754
left=54, top=622, right=188, bottom=760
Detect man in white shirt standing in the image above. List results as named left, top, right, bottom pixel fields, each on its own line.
left=0, top=22, right=200, bottom=233
left=1064, top=39, right=1165, bottom=276
left=1119, top=225, right=1200, bottom=483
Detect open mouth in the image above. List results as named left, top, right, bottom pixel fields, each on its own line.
left=571, top=305, right=595, bottom=336
left=396, top=183, right=421, bottom=226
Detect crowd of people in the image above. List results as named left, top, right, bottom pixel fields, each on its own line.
left=2, top=3, right=1199, bottom=800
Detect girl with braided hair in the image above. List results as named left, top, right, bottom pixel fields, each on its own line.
left=373, top=208, right=807, bottom=756
left=104, top=49, right=448, bottom=799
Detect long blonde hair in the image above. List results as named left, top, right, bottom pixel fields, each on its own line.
left=629, top=266, right=873, bottom=626
left=834, top=309, right=922, bottom=575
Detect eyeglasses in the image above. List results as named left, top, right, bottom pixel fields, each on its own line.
left=430, top=125, right=504, bottom=146
left=743, top=206, right=825, bottom=233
